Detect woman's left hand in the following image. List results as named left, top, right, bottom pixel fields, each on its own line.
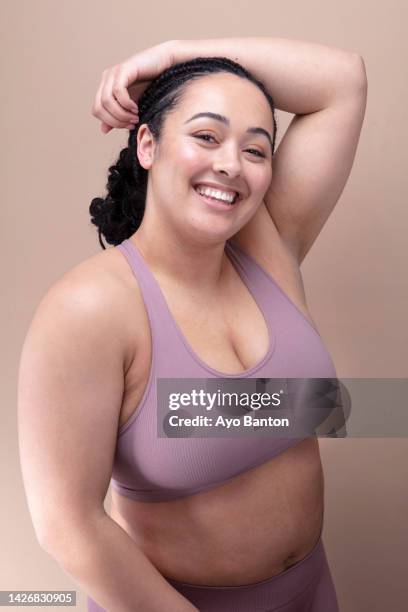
left=91, top=40, right=177, bottom=134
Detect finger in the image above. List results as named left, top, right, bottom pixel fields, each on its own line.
left=95, top=84, right=138, bottom=129
left=91, top=72, right=127, bottom=126
left=113, top=64, right=140, bottom=113
left=101, top=73, right=139, bottom=123
left=101, top=121, right=135, bottom=134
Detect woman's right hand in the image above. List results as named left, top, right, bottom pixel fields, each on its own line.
left=91, top=40, right=177, bottom=134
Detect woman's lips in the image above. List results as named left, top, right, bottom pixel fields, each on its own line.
left=193, top=187, right=238, bottom=212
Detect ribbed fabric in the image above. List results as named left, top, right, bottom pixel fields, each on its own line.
left=110, top=238, right=337, bottom=502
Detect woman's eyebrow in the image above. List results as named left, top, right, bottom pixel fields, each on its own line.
left=184, top=112, right=272, bottom=150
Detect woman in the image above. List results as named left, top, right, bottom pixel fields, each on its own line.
left=18, top=38, right=367, bottom=611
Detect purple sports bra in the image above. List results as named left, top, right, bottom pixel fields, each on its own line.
left=110, top=238, right=337, bottom=502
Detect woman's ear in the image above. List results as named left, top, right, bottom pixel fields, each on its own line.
left=136, top=124, right=156, bottom=170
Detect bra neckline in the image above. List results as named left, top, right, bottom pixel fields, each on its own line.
left=121, top=238, right=276, bottom=378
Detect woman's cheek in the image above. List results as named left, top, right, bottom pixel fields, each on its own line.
left=179, top=144, right=208, bottom=170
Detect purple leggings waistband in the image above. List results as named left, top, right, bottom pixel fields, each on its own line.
left=87, top=535, right=339, bottom=611
left=164, top=535, right=339, bottom=612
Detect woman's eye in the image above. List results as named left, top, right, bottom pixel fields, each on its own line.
left=246, top=148, right=265, bottom=158
left=195, top=133, right=217, bottom=143
left=194, top=134, right=265, bottom=158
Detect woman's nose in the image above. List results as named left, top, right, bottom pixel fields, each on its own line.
left=212, top=150, right=242, bottom=177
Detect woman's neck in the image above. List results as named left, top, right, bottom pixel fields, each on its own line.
left=129, top=227, right=231, bottom=292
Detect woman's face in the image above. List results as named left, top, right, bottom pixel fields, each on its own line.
left=137, top=72, right=274, bottom=245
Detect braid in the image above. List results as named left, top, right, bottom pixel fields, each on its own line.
left=89, top=56, right=278, bottom=249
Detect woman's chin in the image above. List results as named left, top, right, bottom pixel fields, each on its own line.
left=183, top=217, right=235, bottom=245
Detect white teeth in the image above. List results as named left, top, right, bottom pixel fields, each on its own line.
left=195, top=185, right=237, bottom=204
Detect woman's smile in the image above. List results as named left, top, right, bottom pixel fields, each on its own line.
left=192, top=186, right=240, bottom=212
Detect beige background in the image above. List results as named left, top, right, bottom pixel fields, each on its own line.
left=2, top=0, right=407, bottom=610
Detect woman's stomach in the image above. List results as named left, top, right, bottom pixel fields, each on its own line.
left=110, top=437, right=324, bottom=586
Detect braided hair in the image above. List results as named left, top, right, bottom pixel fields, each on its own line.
left=89, top=56, right=278, bottom=249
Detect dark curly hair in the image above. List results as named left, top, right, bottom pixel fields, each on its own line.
left=89, top=56, right=278, bottom=249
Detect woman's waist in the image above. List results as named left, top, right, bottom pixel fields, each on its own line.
left=148, top=500, right=324, bottom=586
left=112, top=439, right=325, bottom=585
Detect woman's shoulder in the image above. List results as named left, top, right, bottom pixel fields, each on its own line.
left=40, top=246, right=146, bottom=370
left=67, top=240, right=150, bottom=288
left=49, top=245, right=137, bottom=307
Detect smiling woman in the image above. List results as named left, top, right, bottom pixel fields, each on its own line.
left=87, top=54, right=340, bottom=611
left=17, top=37, right=367, bottom=612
